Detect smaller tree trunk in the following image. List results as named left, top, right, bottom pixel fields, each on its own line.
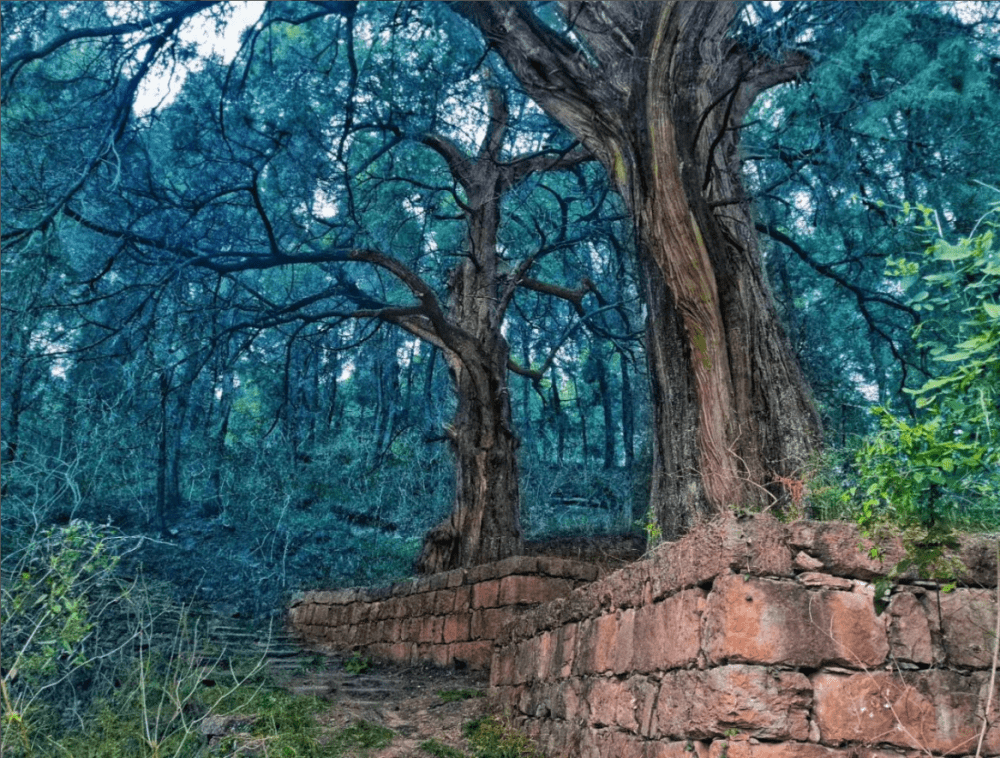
left=416, top=340, right=522, bottom=573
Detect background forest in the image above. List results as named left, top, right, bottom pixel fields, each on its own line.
left=1, top=2, right=999, bottom=754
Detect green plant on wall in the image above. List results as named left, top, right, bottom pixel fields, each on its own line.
left=847, top=201, right=1000, bottom=582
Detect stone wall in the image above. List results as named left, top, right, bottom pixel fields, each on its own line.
left=491, top=515, right=999, bottom=757
left=288, top=555, right=597, bottom=670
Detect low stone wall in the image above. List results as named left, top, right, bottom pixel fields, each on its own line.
left=288, top=555, right=597, bottom=670
left=492, top=516, right=999, bottom=757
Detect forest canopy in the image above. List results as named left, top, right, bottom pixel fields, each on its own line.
left=2, top=1, right=999, bottom=603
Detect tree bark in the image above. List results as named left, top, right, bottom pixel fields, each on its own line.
left=454, top=2, right=822, bottom=533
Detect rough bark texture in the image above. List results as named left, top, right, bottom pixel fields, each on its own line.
left=416, top=90, right=524, bottom=573
left=454, top=2, right=822, bottom=536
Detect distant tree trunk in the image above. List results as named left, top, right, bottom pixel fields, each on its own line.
left=416, top=89, right=527, bottom=572
left=595, top=353, right=616, bottom=469
left=456, top=3, right=822, bottom=535
left=619, top=350, right=635, bottom=470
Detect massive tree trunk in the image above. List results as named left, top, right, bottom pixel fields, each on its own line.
left=455, top=2, right=822, bottom=535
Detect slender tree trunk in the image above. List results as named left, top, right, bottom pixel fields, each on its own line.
left=619, top=350, right=635, bottom=470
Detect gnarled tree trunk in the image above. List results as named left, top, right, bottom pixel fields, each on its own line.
left=455, top=2, right=822, bottom=537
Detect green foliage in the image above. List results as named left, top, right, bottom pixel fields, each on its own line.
left=846, top=204, right=1000, bottom=580
left=421, top=738, right=468, bottom=758
left=329, top=720, right=395, bottom=752
left=462, top=715, right=544, bottom=758
left=438, top=688, right=485, bottom=703
left=344, top=651, right=372, bottom=675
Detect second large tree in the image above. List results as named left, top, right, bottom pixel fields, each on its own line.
left=454, top=2, right=822, bottom=536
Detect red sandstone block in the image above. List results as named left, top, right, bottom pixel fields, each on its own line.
left=386, top=641, right=411, bottom=663
left=430, top=643, right=451, bottom=667
left=703, top=574, right=888, bottom=668
left=446, top=568, right=466, bottom=588
left=417, top=590, right=439, bottom=616
left=886, top=591, right=934, bottom=665
left=478, top=607, right=515, bottom=640
left=707, top=741, right=847, bottom=758
left=614, top=608, right=637, bottom=675
left=811, top=669, right=993, bottom=754
left=787, top=521, right=906, bottom=581
left=450, top=640, right=493, bottom=670
left=557, top=623, right=577, bottom=679
left=422, top=615, right=445, bottom=644
left=592, top=613, right=621, bottom=674
left=649, top=741, right=710, bottom=758
left=656, top=665, right=811, bottom=741
left=443, top=611, right=472, bottom=643
left=499, top=574, right=568, bottom=605
left=473, top=579, right=501, bottom=609
left=453, top=584, right=472, bottom=612
left=633, top=588, right=705, bottom=673
left=348, top=603, right=368, bottom=625
left=573, top=618, right=597, bottom=675
left=404, top=616, right=422, bottom=641
left=938, top=588, right=998, bottom=668
left=536, top=630, right=557, bottom=681
left=514, top=637, right=540, bottom=684
left=491, top=646, right=516, bottom=687
left=434, top=589, right=457, bottom=616
left=586, top=677, right=628, bottom=729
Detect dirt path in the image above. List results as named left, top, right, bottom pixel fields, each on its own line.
left=272, top=653, right=493, bottom=756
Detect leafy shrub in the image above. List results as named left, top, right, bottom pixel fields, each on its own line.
left=462, top=715, right=544, bottom=758
left=846, top=202, right=1000, bottom=578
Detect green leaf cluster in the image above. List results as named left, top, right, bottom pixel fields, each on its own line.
left=847, top=203, right=1000, bottom=577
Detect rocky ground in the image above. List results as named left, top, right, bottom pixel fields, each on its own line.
left=275, top=653, right=493, bottom=757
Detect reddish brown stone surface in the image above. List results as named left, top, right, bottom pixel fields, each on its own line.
left=633, top=588, right=706, bottom=673
left=656, top=665, right=812, bottom=741
left=706, top=741, right=847, bottom=758
left=885, top=591, right=934, bottom=665
left=703, top=574, right=888, bottom=668
left=812, top=669, right=995, bottom=754
left=938, top=588, right=998, bottom=668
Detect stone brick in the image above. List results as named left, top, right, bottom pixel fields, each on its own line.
left=499, top=574, right=572, bottom=605
left=614, top=608, right=637, bottom=674
left=472, top=579, right=501, bottom=609
left=938, top=588, right=998, bottom=668
left=556, top=622, right=577, bottom=679
left=472, top=607, right=514, bottom=640
left=648, top=514, right=793, bottom=601
left=703, top=574, right=888, bottom=668
left=629, top=675, right=659, bottom=738
left=514, top=637, right=540, bottom=684
left=649, top=741, right=710, bottom=758
left=536, top=630, right=557, bottom=682
left=419, top=615, right=443, bottom=644
left=886, top=591, right=933, bottom=665
left=491, top=645, right=516, bottom=687
left=786, top=521, right=906, bottom=580
left=656, top=665, right=811, bottom=741
left=586, top=677, right=629, bottom=729
left=811, top=669, right=989, bottom=754
left=434, top=589, right=457, bottom=616
left=633, top=588, right=705, bottom=673
left=794, top=551, right=825, bottom=571
left=796, top=572, right=853, bottom=590
left=592, top=613, right=620, bottom=674
left=443, top=611, right=472, bottom=643
left=450, top=640, right=493, bottom=670
left=707, top=741, right=847, bottom=758
left=452, top=584, right=472, bottom=612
